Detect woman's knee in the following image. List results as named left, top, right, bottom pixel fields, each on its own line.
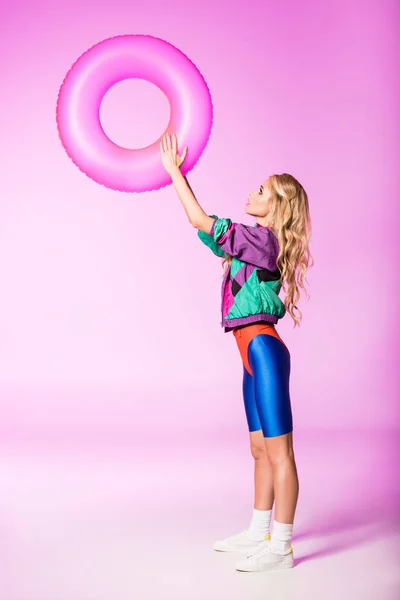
left=266, top=448, right=295, bottom=468
left=264, top=432, right=295, bottom=465
left=249, top=430, right=268, bottom=460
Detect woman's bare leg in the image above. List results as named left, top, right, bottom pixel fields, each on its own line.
left=249, top=429, right=275, bottom=510
left=264, top=431, right=299, bottom=523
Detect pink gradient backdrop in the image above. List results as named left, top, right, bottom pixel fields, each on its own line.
left=1, top=2, right=400, bottom=599
left=0, top=0, right=399, bottom=445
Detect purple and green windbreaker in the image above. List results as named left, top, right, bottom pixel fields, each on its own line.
left=197, top=215, right=287, bottom=332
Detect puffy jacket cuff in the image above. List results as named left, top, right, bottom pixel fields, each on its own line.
left=210, top=217, right=232, bottom=244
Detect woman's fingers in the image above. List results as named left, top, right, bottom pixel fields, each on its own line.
left=178, top=146, right=188, bottom=166
left=161, top=132, right=180, bottom=154
left=160, top=133, right=187, bottom=172
left=172, top=132, right=177, bottom=153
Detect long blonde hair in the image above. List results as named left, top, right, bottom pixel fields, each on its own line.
left=222, top=173, right=314, bottom=327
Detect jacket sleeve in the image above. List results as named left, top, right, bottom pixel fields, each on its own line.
left=197, top=215, right=228, bottom=258
left=209, top=217, right=279, bottom=270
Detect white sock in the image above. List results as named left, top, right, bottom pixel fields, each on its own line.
left=247, top=508, right=272, bottom=540
left=270, top=520, right=293, bottom=554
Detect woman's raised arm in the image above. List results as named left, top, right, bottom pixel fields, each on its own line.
left=160, top=133, right=215, bottom=233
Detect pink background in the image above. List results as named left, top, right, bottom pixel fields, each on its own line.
left=1, top=0, right=398, bottom=441
left=0, top=1, right=399, bottom=598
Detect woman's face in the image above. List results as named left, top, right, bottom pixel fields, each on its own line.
left=245, top=179, right=272, bottom=217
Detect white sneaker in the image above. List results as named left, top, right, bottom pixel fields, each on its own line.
left=235, top=544, right=294, bottom=571
left=213, top=529, right=270, bottom=552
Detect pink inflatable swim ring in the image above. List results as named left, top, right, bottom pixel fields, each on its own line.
left=56, top=35, right=213, bottom=192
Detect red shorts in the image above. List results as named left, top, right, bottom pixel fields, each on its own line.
left=232, top=322, right=289, bottom=376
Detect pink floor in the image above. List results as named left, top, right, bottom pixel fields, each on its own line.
left=1, top=428, right=399, bottom=599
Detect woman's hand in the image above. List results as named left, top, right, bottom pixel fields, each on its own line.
left=160, top=132, right=188, bottom=176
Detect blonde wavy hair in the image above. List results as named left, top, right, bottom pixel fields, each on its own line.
left=222, top=173, right=314, bottom=328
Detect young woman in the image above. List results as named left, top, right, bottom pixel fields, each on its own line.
left=160, top=133, right=314, bottom=572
